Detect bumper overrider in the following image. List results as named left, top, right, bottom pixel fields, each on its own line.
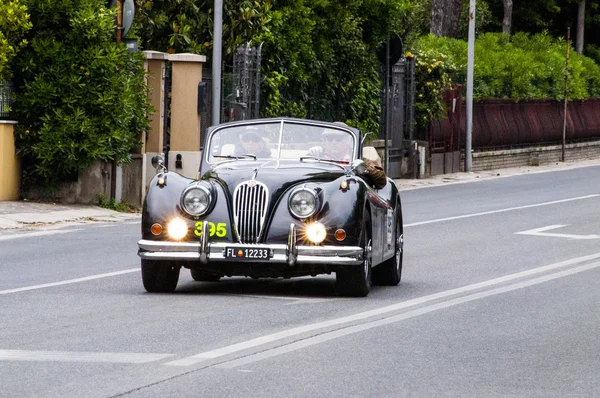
left=138, top=223, right=363, bottom=266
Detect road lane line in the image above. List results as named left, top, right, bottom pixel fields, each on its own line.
left=216, top=260, right=600, bottom=369
left=0, top=269, right=139, bottom=295
left=165, top=251, right=600, bottom=367
left=404, top=194, right=599, bottom=227
left=516, top=225, right=600, bottom=240
left=0, top=350, right=173, bottom=364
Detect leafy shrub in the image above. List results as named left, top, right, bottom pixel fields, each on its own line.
left=0, top=0, right=32, bottom=81
left=256, top=0, right=415, bottom=135
left=406, top=42, right=457, bottom=135
left=414, top=32, right=600, bottom=101
left=12, top=0, right=151, bottom=188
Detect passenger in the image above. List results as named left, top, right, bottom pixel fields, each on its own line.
left=307, top=130, right=353, bottom=162
left=309, top=122, right=387, bottom=189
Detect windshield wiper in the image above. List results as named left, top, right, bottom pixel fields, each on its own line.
left=213, top=154, right=257, bottom=160
left=300, top=156, right=349, bottom=165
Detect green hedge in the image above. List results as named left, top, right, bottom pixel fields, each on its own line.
left=12, top=0, right=151, bottom=188
left=414, top=32, right=600, bottom=100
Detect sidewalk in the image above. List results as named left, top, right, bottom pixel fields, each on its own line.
left=1, top=158, right=598, bottom=231
left=0, top=200, right=141, bottom=230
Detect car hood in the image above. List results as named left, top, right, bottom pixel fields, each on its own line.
left=203, top=159, right=347, bottom=194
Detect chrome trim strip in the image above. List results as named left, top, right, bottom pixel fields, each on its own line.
left=138, top=239, right=363, bottom=265
left=287, top=223, right=297, bottom=267
left=199, top=220, right=209, bottom=263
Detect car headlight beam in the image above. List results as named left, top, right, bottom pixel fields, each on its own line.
left=305, top=222, right=327, bottom=244
left=167, top=218, right=188, bottom=240
left=289, top=188, right=319, bottom=219
left=181, top=184, right=212, bottom=216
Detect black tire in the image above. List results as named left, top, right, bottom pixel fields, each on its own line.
left=336, top=211, right=372, bottom=297
left=141, top=260, right=180, bottom=293
left=372, top=209, right=403, bottom=286
left=190, top=269, right=221, bottom=282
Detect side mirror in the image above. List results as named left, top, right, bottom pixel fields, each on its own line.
left=351, top=158, right=368, bottom=175
left=361, top=132, right=373, bottom=145
left=151, top=154, right=166, bottom=173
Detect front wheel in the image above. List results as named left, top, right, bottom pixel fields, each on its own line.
left=141, top=260, right=180, bottom=293
left=336, top=211, right=372, bottom=297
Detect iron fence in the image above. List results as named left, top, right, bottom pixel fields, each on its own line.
left=0, top=81, right=15, bottom=120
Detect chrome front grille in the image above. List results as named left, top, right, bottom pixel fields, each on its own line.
left=233, top=181, right=269, bottom=243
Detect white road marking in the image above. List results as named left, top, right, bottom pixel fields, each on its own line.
left=0, top=269, right=139, bottom=295
left=404, top=194, right=599, bottom=227
left=0, top=229, right=82, bottom=241
left=0, top=350, right=173, bottom=364
left=516, top=225, right=600, bottom=240
left=165, top=251, right=600, bottom=367
left=216, top=260, right=600, bottom=369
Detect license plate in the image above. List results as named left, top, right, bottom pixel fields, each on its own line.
left=225, top=247, right=270, bottom=260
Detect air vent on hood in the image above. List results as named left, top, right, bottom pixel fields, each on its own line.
left=233, top=181, right=269, bottom=243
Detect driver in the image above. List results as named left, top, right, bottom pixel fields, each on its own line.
left=234, top=131, right=272, bottom=158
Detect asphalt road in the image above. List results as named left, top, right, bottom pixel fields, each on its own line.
left=1, top=165, right=599, bottom=397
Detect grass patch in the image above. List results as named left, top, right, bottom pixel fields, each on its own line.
left=97, top=194, right=140, bottom=213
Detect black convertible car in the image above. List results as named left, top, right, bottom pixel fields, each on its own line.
left=137, top=118, right=403, bottom=296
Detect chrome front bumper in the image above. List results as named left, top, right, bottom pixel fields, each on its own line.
left=138, top=223, right=363, bottom=266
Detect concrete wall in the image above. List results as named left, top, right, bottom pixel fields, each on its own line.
left=120, top=154, right=143, bottom=207
left=467, top=140, right=600, bottom=171
left=0, top=121, right=20, bottom=201
left=22, top=160, right=112, bottom=204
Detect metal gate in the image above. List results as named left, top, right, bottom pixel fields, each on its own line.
left=381, top=56, right=416, bottom=178
left=231, top=42, right=262, bottom=121
left=428, top=85, right=462, bottom=175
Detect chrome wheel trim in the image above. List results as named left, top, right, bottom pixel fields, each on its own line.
left=364, top=238, right=372, bottom=277
left=396, top=232, right=403, bottom=272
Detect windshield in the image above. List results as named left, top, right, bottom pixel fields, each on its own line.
left=206, top=121, right=356, bottom=164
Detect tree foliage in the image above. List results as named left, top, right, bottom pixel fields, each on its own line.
left=0, top=0, right=32, bottom=81
left=135, top=0, right=272, bottom=56
left=414, top=32, right=600, bottom=100
left=255, top=0, right=415, bottom=134
left=12, top=0, right=151, bottom=187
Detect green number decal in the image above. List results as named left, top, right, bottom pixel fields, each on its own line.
left=194, top=221, right=203, bottom=237
left=194, top=221, right=228, bottom=237
left=216, top=223, right=226, bottom=237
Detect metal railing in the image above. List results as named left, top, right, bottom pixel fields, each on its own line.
left=0, top=81, right=15, bottom=120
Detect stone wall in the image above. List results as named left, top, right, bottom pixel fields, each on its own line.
left=468, top=140, right=600, bottom=171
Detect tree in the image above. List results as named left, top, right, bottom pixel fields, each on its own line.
left=503, top=0, right=513, bottom=35
left=12, top=0, right=151, bottom=188
left=0, top=0, right=32, bottom=81
left=135, top=0, right=272, bottom=57
left=430, top=0, right=463, bottom=37
left=255, top=0, right=412, bottom=133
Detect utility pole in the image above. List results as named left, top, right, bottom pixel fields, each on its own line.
left=212, top=0, right=223, bottom=126
left=465, top=0, right=476, bottom=172
left=562, top=27, right=571, bottom=162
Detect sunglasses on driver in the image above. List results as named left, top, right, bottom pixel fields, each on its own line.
left=242, top=135, right=262, bottom=143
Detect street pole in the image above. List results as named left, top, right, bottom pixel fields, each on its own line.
left=212, top=0, right=223, bottom=126
left=465, top=0, right=476, bottom=172
left=562, top=27, right=571, bottom=162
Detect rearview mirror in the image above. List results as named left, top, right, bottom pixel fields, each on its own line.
left=151, top=154, right=166, bottom=172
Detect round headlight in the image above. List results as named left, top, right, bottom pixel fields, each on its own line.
left=181, top=184, right=212, bottom=216
left=289, top=188, right=319, bottom=219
